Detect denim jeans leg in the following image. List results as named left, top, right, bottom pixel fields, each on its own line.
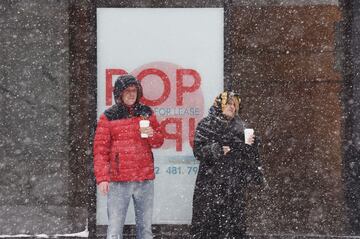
left=133, top=180, right=154, bottom=239
left=107, top=182, right=132, bottom=239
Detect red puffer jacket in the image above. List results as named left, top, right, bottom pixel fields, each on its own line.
left=93, top=103, right=164, bottom=183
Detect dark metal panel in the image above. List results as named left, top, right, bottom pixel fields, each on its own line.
left=68, top=0, right=97, bottom=237
left=340, top=0, right=360, bottom=235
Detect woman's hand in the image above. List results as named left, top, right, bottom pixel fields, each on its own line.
left=223, top=146, right=231, bottom=155
left=245, top=134, right=255, bottom=145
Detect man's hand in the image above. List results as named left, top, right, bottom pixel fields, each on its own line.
left=99, top=181, right=109, bottom=195
left=140, top=126, right=154, bottom=137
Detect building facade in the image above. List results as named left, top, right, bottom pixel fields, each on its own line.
left=1, top=0, right=360, bottom=238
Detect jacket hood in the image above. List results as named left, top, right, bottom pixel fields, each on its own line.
left=104, top=103, right=153, bottom=121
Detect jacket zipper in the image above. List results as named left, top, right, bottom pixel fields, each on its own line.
left=115, top=154, right=120, bottom=174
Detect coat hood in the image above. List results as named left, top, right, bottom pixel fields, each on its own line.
left=113, top=74, right=143, bottom=105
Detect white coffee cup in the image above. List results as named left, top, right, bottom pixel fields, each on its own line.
left=244, top=128, right=254, bottom=144
left=139, top=120, right=150, bottom=138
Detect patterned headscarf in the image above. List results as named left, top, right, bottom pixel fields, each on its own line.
left=212, top=91, right=241, bottom=115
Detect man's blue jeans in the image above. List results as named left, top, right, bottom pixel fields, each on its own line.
left=107, top=180, right=154, bottom=239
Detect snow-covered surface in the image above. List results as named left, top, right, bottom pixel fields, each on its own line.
left=233, top=0, right=338, bottom=6
left=251, top=234, right=360, bottom=238
left=0, top=229, right=89, bottom=238
left=3, top=232, right=360, bottom=238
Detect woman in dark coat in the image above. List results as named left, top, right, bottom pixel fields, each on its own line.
left=190, top=91, right=264, bottom=239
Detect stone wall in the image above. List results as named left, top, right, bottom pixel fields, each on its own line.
left=0, top=0, right=87, bottom=235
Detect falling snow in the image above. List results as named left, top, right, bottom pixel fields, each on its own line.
left=1, top=0, right=360, bottom=238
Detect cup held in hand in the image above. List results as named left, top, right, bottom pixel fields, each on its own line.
left=244, top=128, right=254, bottom=145
left=139, top=120, right=150, bottom=138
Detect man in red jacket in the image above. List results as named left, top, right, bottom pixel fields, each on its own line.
left=93, top=74, right=164, bottom=239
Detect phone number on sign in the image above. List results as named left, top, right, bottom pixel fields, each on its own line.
left=154, top=166, right=198, bottom=175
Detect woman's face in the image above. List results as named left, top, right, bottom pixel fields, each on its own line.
left=223, top=99, right=237, bottom=119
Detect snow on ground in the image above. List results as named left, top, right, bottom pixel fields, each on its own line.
left=0, top=229, right=89, bottom=238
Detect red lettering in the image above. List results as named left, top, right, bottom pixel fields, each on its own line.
left=160, top=118, right=183, bottom=151
left=188, top=118, right=196, bottom=149
left=176, top=69, right=201, bottom=106
left=106, top=69, right=128, bottom=106
left=137, top=68, right=171, bottom=106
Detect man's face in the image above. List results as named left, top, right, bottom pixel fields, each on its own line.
left=121, top=85, right=138, bottom=106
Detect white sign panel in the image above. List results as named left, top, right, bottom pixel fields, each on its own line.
left=97, top=8, right=223, bottom=224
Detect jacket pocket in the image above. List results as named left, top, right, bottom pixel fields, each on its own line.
left=115, top=154, right=120, bottom=174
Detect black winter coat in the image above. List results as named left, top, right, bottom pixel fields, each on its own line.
left=190, top=109, right=263, bottom=239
